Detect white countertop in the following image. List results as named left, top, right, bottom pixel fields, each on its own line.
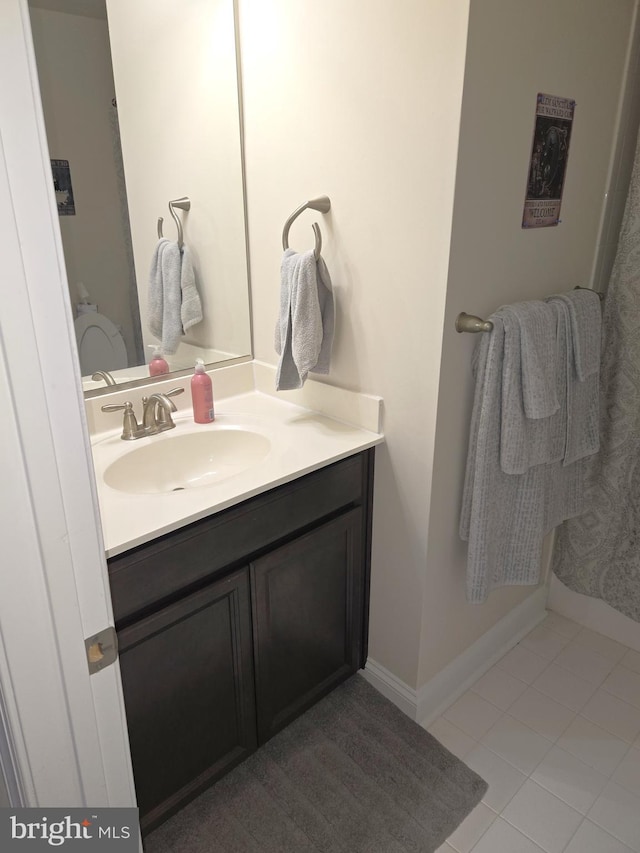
left=92, top=389, right=383, bottom=558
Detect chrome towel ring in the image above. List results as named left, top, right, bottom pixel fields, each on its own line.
left=157, top=197, right=191, bottom=249
left=282, top=195, right=331, bottom=260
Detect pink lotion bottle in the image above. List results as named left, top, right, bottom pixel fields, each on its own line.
left=149, top=346, right=169, bottom=376
left=191, top=359, right=214, bottom=423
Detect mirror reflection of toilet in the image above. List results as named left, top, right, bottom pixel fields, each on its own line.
left=74, top=311, right=128, bottom=376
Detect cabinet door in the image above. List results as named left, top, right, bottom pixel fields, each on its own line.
left=117, top=567, right=256, bottom=833
left=251, top=509, right=363, bottom=743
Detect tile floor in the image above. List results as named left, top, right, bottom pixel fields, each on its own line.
left=427, top=612, right=640, bottom=853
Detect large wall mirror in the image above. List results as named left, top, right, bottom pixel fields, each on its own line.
left=28, top=0, right=252, bottom=397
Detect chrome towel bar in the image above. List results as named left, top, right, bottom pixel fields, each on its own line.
left=575, top=286, right=605, bottom=300
left=456, top=287, right=604, bottom=333
left=455, top=313, right=494, bottom=333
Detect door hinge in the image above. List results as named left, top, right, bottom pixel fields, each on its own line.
left=85, top=626, right=118, bottom=675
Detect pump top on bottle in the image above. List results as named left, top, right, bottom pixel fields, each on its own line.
left=148, top=346, right=169, bottom=376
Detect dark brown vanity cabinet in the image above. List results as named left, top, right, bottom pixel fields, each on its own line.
left=108, top=449, right=374, bottom=834
left=117, top=568, right=257, bottom=831
left=251, top=508, right=364, bottom=743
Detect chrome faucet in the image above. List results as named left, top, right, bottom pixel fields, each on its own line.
left=101, top=387, right=184, bottom=440
left=92, top=370, right=116, bottom=386
left=143, top=393, right=178, bottom=433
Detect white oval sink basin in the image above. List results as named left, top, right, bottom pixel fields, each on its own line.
left=103, top=428, right=271, bottom=494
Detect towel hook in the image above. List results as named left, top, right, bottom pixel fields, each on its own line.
left=157, top=196, right=191, bottom=249
left=282, top=195, right=331, bottom=260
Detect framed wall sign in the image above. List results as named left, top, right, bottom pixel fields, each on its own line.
left=51, top=158, right=75, bottom=216
left=522, top=93, right=575, bottom=229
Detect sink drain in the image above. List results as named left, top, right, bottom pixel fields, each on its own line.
left=171, top=486, right=185, bottom=492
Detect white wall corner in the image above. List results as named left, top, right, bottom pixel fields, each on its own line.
left=364, top=586, right=548, bottom=724
left=361, top=660, right=419, bottom=721
left=548, top=575, right=640, bottom=653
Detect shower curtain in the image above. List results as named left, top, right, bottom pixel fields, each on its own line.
left=552, top=128, right=640, bottom=622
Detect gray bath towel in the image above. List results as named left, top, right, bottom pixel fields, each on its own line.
left=500, top=301, right=565, bottom=475
left=460, top=309, right=587, bottom=604
left=275, top=249, right=335, bottom=391
left=180, top=246, right=203, bottom=333
left=148, top=238, right=170, bottom=340
left=547, top=291, right=600, bottom=466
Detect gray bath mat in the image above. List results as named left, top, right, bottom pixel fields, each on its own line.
left=145, top=675, right=487, bottom=852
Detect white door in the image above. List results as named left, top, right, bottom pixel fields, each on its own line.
left=0, top=0, right=137, bottom=812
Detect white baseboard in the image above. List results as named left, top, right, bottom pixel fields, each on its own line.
left=364, top=586, right=548, bottom=724
left=548, top=575, right=640, bottom=653
left=360, top=660, right=418, bottom=720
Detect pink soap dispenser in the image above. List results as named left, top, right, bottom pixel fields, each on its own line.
left=148, top=346, right=169, bottom=376
left=191, top=359, right=214, bottom=423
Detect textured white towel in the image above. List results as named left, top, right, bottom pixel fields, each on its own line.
left=460, top=310, right=587, bottom=604
left=148, top=238, right=170, bottom=340
left=274, top=249, right=334, bottom=391
left=180, top=246, right=203, bottom=332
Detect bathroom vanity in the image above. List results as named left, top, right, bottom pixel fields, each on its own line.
left=89, top=369, right=383, bottom=834
left=108, top=450, right=374, bottom=833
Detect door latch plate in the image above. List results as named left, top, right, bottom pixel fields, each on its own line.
left=85, top=626, right=118, bottom=675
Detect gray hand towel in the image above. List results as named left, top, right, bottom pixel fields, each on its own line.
left=547, top=291, right=600, bottom=465
left=563, top=289, right=601, bottom=379
left=500, top=301, right=565, bottom=475
left=275, top=249, right=334, bottom=391
left=148, top=238, right=170, bottom=340
left=180, top=246, right=203, bottom=332
left=512, top=301, right=560, bottom=418
left=160, top=240, right=183, bottom=355
left=309, top=255, right=335, bottom=374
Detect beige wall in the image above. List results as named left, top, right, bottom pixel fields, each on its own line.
left=239, top=0, right=471, bottom=688
left=241, top=0, right=636, bottom=693
left=421, top=0, right=635, bottom=685
left=29, top=6, right=138, bottom=366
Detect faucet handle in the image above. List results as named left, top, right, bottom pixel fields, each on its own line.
left=101, top=401, right=144, bottom=441
left=154, top=388, right=184, bottom=430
